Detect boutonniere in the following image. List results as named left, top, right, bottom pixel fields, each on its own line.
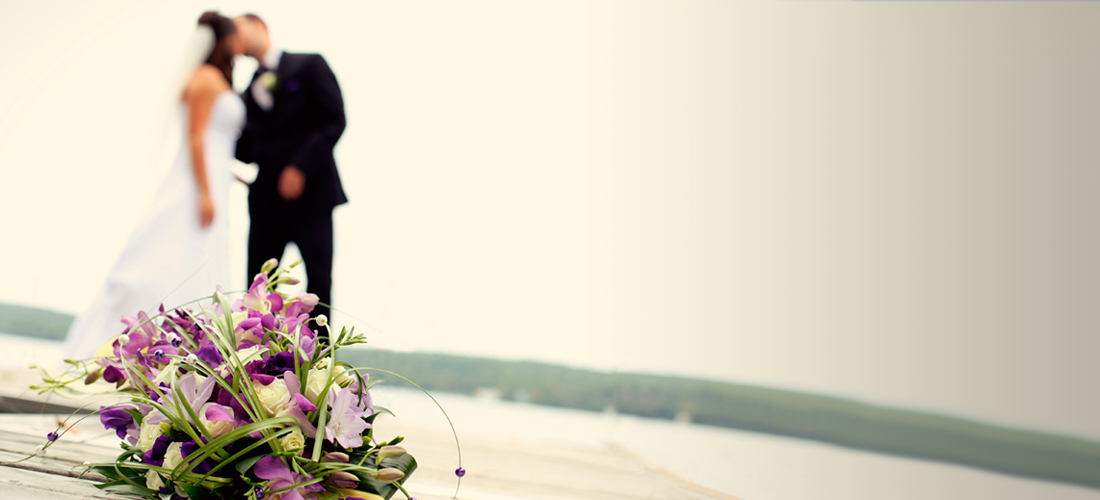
left=258, top=70, right=279, bottom=92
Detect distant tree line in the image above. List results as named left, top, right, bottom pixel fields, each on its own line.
left=0, top=302, right=73, bottom=341
left=3, top=302, right=1099, bottom=488
left=337, top=348, right=1100, bottom=489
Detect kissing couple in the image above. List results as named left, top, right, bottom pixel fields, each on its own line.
left=63, top=11, right=348, bottom=360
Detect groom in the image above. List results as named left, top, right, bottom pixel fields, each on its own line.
left=233, top=14, right=346, bottom=332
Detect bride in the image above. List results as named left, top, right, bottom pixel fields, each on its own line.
left=62, top=11, right=246, bottom=360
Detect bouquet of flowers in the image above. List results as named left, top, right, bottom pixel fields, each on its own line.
left=32, top=259, right=458, bottom=500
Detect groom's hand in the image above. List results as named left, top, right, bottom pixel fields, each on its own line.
left=278, top=165, right=306, bottom=201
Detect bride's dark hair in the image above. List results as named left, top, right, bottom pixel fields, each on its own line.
left=198, top=11, right=236, bottom=86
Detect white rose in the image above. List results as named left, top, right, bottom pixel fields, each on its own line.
left=253, top=378, right=291, bottom=417
left=332, top=364, right=357, bottom=387
left=145, top=470, right=164, bottom=491
left=163, top=442, right=184, bottom=470
left=235, top=345, right=267, bottom=364
left=199, top=403, right=235, bottom=439
left=137, top=421, right=163, bottom=452
left=280, top=427, right=306, bottom=451
left=152, top=360, right=181, bottom=387
left=304, top=367, right=332, bottom=405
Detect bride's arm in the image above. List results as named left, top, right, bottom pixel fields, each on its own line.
left=182, top=66, right=223, bottom=228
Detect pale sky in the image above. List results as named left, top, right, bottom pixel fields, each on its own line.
left=1, top=1, right=1099, bottom=440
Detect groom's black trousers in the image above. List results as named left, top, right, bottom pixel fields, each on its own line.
left=247, top=212, right=333, bottom=344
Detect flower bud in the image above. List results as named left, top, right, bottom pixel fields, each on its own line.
left=316, top=314, right=328, bottom=327
left=273, top=275, right=301, bottom=285
left=118, top=334, right=130, bottom=346
left=34, top=445, right=46, bottom=457
left=84, top=369, right=102, bottom=385
left=375, top=468, right=404, bottom=483
left=375, top=445, right=407, bottom=465
left=335, top=489, right=382, bottom=500
left=261, top=258, right=279, bottom=274
left=322, top=451, right=349, bottom=463
left=325, top=471, right=359, bottom=489
left=214, top=288, right=229, bottom=306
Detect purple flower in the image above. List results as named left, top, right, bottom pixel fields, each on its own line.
left=102, top=365, right=125, bottom=384
left=237, top=317, right=261, bottom=331
left=143, top=435, right=172, bottom=466
left=99, top=405, right=137, bottom=441
left=196, top=342, right=223, bottom=368
left=295, top=291, right=320, bottom=314
left=356, top=386, right=374, bottom=416
left=204, top=403, right=235, bottom=423
left=249, top=372, right=276, bottom=385
left=128, top=310, right=159, bottom=338
left=46, top=431, right=58, bottom=442
left=254, top=456, right=324, bottom=500
left=263, top=351, right=297, bottom=375
left=146, top=373, right=216, bottom=426
left=282, top=306, right=311, bottom=335
left=294, top=335, right=317, bottom=362
left=242, top=275, right=274, bottom=313
left=113, top=332, right=150, bottom=359
left=268, top=293, right=284, bottom=313
left=149, top=345, right=173, bottom=363
left=221, top=389, right=256, bottom=429
left=181, top=439, right=214, bottom=474
left=325, top=386, right=371, bottom=449
left=116, top=311, right=156, bottom=357
left=169, top=309, right=194, bottom=331
left=281, top=372, right=318, bottom=437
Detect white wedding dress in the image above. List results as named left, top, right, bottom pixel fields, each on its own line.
left=63, top=91, right=246, bottom=360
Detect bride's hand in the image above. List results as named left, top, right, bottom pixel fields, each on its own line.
left=199, top=191, right=215, bottom=227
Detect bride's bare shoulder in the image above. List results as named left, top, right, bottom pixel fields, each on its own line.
left=183, top=64, right=229, bottom=101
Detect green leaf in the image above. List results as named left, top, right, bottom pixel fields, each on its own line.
left=92, top=479, right=126, bottom=490
left=93, top=467, right=126, bottom=481
left=178, top=482, right=210, bottom=499
left=235, top=454, right=266, bottom=475
left=99, top=483, right=155, bottom=496
left=172, top=417, right=297, bottom=481
left=373, top=405, right=395, bottom=417
left=349, top=453, right=417, bottom=500
left=123, top=408, right=144, bottom=426
left=200, top=426, right=297, bottom=483
left=311, top=395, right=330, bottom=462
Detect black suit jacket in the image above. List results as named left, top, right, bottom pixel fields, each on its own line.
left=237, top=52, right=347, bottom=219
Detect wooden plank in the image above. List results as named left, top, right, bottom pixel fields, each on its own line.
left=0, top=403, right=736, bottom=500
left=0, top=465, right=114, bottom=500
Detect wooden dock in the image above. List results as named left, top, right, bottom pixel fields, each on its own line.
left=0, top=364, right=737, bottom=500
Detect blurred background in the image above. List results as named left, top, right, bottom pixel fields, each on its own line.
left=2, top=1, right=1100, bottom=499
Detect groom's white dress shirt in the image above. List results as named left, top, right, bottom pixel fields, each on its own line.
left=251, top=47, right=285, bottom=112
